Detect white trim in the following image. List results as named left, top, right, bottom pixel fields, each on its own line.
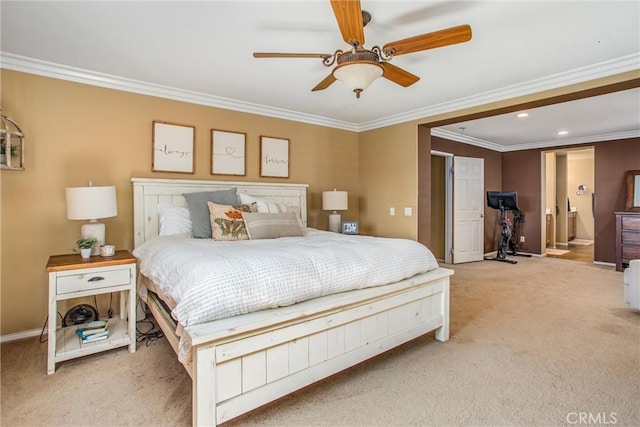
left=433, top=127, right=640, bottom=153
left=431, top=128, right=505, bottom=152
left=593, top=261, right=616, bottom=268
left=1, top=51, right=637, bottom=140
left=430, top=149, right=454, bottom=157
left=360, top=53, right=640, bottom=131
left=0, top=52, right=359, bottom=132
left=500, top=130, right=640, bottom=152
left=1, top=327, right=44, bottom=343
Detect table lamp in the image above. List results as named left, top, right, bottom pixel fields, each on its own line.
left=66, top=183, right=118, bottom=255
left=322, top=189, right=348, bottom=233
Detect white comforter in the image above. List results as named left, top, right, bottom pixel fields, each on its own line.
left=134, top=228, right=438, bottom=330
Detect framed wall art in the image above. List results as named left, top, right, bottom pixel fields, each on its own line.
left=211, top=129, right=246, bottom=176
left=152, top=121, right=195, bottom=173
left=260, top=136, right=289, bottom=178
left=341, top=221, right=359, bottom=235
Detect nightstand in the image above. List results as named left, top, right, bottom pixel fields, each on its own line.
left=45, top=250, right=137, bottom=374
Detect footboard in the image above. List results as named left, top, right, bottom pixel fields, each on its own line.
left=187, top=267, right=452, bottom=426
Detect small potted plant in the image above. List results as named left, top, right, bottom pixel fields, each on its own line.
left=75, top=237, right=98, bottom=259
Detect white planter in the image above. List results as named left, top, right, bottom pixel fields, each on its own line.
left=80, top=248, right=92, bottom=259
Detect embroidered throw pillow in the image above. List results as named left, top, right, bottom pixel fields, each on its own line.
left=208, top=202, right=249, bottom=241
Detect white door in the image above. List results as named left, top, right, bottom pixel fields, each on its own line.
left=453, top=156, right=484, bottom=263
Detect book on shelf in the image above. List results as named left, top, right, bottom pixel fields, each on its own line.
left=76, top=320, right=109, bottom=340
left=82, top=332, right=109, bottom=344
left=84, top=320, right=108, bottom=329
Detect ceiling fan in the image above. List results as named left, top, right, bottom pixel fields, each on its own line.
left=253, top=0, right=472, bottom=98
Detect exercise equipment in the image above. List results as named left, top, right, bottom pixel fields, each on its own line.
left=484, top=191, right=531, bottom=264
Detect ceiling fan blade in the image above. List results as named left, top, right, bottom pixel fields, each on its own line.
left=381, top=63, right=420, bottom=87
left=312, top=73, right=337, bottom=91
left=253, top=52, right=332, bottom=59
left=330, top=0, right=365, bottom=47
left=383, top=24, right=472, bottom=56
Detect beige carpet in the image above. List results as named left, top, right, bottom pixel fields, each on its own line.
left=2, top=256, right=639, bottom=426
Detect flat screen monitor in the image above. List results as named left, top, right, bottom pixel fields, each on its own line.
left=486, top=191, right=518, bottom=210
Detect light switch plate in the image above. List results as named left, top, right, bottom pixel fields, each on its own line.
left=404, top=207, right=412, bottom=216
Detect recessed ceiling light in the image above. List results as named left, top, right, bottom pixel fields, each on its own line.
left=558, top=130, right=569, bottom=136
left=516, top=112, right=529, bottom=118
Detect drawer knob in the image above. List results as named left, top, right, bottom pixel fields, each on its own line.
left=88, top=276, right=105, bottom=282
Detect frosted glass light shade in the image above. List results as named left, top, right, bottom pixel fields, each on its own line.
left=333, top=62, right=383, bottom=93
left=322, top=190, right=348, bottom=211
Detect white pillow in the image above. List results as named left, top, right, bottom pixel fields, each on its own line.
left=158, top=203, right=192, bottom=236
left=238, top=193, right=289, bottom=214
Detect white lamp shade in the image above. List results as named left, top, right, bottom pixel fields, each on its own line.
left=333, top=62, right=383, bottom=92
left=66, top=186, right=118, bottom=220
left=322, top=190, right=348, bottom=211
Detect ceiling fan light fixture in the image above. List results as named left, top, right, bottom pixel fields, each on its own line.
left=332, top=61, right=383, bottom=98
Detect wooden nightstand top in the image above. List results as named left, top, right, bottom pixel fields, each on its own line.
left=46, top=250, right=136, bottom=272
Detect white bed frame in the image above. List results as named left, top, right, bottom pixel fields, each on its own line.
left=132, top=178, right=453, bottom=426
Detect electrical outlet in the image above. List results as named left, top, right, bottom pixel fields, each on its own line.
left=520, top=236, right=525, bottom=243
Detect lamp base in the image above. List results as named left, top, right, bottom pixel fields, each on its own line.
left=328, top=212, right=341, bottom=233
left=81, top=220, right=105, bottom=256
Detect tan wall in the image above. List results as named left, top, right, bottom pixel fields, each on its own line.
left=358, top=122, right=419, bottom=239
left=0, top=70, right=359, bottom=336
left=568, top=151, right=595, bottom=240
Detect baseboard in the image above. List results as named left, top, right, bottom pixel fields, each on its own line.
left=593, top=261, right=616, bottom=268
left=0, top=327, right=45, bottom=343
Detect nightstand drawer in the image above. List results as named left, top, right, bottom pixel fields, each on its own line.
left=57, top=268, right=131, bottom=294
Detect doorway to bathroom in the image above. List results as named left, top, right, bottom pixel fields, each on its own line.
left=543, top=147, right=595, bottom=262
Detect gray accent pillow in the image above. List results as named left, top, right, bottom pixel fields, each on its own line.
left=183, top=188, right=239, bottom=238
left=242, top=212, right=303, bottom=240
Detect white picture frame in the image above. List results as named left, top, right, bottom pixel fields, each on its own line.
left=152, top=121, right=195, bottom=174
left=260, top=136, right=289, bottom=178
left=211, top=129, right=246, bottom=176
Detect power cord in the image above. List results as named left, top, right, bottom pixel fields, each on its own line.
left=136, top=299, right=164, bottom=346
left=39, top=312, right=64, bottom=343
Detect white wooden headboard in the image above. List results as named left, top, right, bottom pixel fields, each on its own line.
left=132, top=178, right=308, bottom=248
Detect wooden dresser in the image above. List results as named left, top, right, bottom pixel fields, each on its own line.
left=615, top=212, right=640, bottom=271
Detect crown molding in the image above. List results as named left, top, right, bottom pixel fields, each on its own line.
left=500, top=130, right=640, bottom=152
left=431, top=128, right=504, bottom=151
left=432, top=128, right=639, bottom=152
left=0, top=52, right=360, bottom=132
left=360, top=53, right=640, bottom=132
left=2, top=51, right=638, bottom=149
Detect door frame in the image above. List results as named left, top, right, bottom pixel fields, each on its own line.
left=431, top=150, right=453, bottom=263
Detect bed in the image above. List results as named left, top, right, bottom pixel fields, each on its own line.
left=132, top=177, right=453, bottom=426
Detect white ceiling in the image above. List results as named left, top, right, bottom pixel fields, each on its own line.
left=1, top=1, right=639, bottom=151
